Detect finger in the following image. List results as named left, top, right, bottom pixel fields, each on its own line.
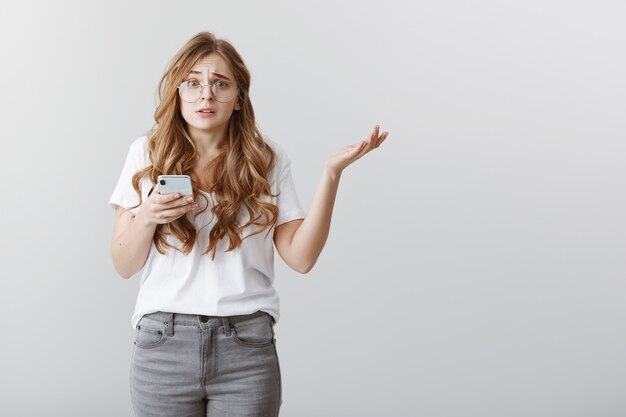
left=161, top=204, right=194, bottom=220
left=372, top=125, right=380, bottom=139
left=159, top=191, right=182, bottom=204
left=352, top=140, right=368, bottom=157
left=170, top=195, right=197, bottom=211
left=367, top=126, right=378, bottom=144
left=375, top=131, right=389, bottom=146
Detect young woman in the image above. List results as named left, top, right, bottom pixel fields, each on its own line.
left=108, top=31, right=389, bottom=417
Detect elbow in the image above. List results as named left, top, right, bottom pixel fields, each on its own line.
left=111, top=245, right=145, bottom=279
left=110, top=248, right=135, bottom=279
left=296, top=254, right=321, bottom=274
left=297, top=261, right=314, bottom=275
left=113, top=263, right=134, bottom=279
left=118, top=270, right=133, bottom=280
left=114, top=261, right=146, bottom=280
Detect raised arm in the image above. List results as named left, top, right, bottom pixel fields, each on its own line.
left=273, top=125, right=389, bottom=273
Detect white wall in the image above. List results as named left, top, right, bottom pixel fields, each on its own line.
left=0, top=1, right=624, bottom=416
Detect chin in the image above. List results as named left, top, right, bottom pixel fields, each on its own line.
left=192, top=120, right=224, bottom=131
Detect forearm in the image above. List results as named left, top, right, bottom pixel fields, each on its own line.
left=111, top=210, right=157, bottom=279
left=290, top=167, right=341, bottom=273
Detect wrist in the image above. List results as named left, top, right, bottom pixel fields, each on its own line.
left=135, top=209, right=155, bottom=228
left=323, top=166, right=342, bottom=182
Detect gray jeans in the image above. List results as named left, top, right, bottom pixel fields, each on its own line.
left=130, top=310, right=282, bottom=416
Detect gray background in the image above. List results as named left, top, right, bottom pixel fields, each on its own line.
left=1, top=1, right=624, bottom=416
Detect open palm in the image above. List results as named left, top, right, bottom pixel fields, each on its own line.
left=324, top=125, right=390, bottom=175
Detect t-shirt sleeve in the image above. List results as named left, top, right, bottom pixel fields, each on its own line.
left=274, top=147, right=307, bottom=227
left=108, top=136, right=149, bottom=215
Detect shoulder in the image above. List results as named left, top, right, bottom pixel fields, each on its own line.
left=265, top=138, right=293, bottom=172
left=129, top=134, right=149, bottom=155
left=126, top=134, right=150, bottom=167
left=264, top=138, right=292, bottom=185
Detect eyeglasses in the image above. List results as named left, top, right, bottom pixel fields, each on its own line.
left=177, top=80, right=238, bottom=103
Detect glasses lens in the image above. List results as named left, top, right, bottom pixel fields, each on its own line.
left=213, top=81, right=237, bottom=102
left=178, top=81, right=237, bottom=103
left=179, top=81, right=201, bottom=103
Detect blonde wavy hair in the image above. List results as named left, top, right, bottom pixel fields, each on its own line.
left=125, top=32, right=281, bottom=260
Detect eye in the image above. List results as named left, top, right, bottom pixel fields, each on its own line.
left=186, top=80, right=200, bottom=87
left=215, top=81, right=228, bottom=88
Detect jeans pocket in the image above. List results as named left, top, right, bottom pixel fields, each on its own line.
left=231, top=315, right=274, bottom=348
left=134, top=316, right=167, bottom=349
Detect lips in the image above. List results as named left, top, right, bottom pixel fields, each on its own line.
left=197, top=107, right=216, bottom=113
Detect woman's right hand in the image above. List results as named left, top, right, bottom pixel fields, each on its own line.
left=138, top=183, right=198, bottom=225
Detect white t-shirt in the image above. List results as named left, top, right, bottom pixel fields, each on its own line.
left=108, top=135, right=306, bottom=329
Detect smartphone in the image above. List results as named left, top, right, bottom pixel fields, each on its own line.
left=157, top=175, right=194, bottom=197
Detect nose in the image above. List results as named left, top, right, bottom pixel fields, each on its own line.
left=201, top=84, right=214, bottom=101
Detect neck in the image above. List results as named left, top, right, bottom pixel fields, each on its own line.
left=188, top=125, right=228, bottom=160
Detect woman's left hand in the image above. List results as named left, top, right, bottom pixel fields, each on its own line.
left=324, top=124, right=390, bottom=176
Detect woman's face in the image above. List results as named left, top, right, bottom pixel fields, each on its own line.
left=179, top=52, right=241, bottom=137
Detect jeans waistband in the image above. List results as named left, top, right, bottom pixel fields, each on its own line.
left=141, top=310, right=273, bottom=336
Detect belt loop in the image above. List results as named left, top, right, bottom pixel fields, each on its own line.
left=164, top=312, right=174, bottom=337
left=222, top=316, right=231, bottom=336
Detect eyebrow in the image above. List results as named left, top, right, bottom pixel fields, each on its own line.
left=187, top=70, right=232, bottom=81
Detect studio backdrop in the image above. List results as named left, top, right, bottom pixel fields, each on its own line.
left=0, top=1, right=624, bottom=416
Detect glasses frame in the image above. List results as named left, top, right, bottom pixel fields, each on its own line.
left=177, top=80, right=239, bottom=103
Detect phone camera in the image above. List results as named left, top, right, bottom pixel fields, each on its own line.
left=159, top=179, right=166, bottom=186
